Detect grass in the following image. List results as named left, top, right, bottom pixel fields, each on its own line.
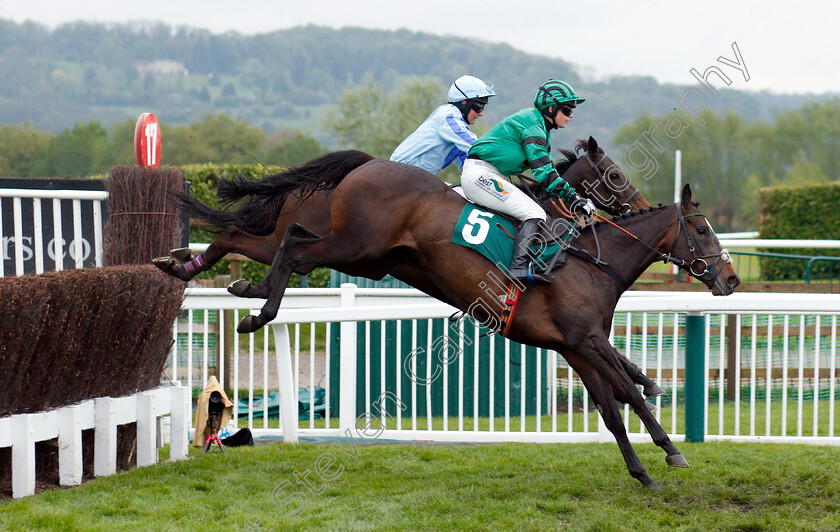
left=2, top=441, right=839, bottom=531
left=234, top=397, right=840, bottom=439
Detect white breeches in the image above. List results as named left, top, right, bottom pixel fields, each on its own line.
left=460, top=159, right=546, bottom=222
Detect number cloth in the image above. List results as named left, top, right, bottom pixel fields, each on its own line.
left=450, top=203, right=564, bottom=269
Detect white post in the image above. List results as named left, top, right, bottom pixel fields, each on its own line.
left=339, top=283, right=358, bottom=433
left=136, top=391, right=157, bottom=466
left=596, top=409, right=616, bottom=443
left=94, top=397, right=117, bottom=477
left=12, top=414, right=35, bottom=498
left=674, top=149, right=682, bottom=203
left=272, top=323, right=299, bottom=443
left=672, top=150, right=682, bottom=274
left=58, top=405, right=84, bottom=486
left=13, top=197, right=24, bottom=275
left=169, top=385, right=191, bottom=461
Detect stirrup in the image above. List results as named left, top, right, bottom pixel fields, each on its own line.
left=513, top=266, right=551, bottom=287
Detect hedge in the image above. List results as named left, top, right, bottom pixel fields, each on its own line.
left=758, top=182, right=840, bottom=280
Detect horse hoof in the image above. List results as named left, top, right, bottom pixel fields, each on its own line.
left=228, top=279, right=252, bottom=297
left=237, top=314, right=259, bottom=334
left=666, top=453, right=689, bottom=468
left=152, top=257, right=191, bottom=281
left=645, top=401, right=658, bottom=412
left=644, top=383, right=666, bottom=397
left=170, top=247, right=193, bottom=261
left=643, top=480, right=662, bottom=490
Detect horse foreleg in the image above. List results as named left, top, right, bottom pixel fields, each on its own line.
left=611, top=346, right=665, bottom=397
left=598, top=342, right=688, bottom=469
left=571, top=360, right=658, bottom=488
left=614, top=385, right=688, bottom=469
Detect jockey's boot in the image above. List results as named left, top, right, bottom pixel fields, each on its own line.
left=508, top=218, right=552, bottom=286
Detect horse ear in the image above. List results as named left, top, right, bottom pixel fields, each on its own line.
left=681, top=183, right=692, bottom=205
left=587, top=136, right=598, bottom=154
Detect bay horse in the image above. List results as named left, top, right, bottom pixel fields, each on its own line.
left=155, top=145, right=740, bottom=487
left=159, top=137, right=662, bottom=395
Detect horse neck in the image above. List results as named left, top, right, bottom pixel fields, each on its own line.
left=557, top=158, right=586, bottom=193
left=578, top=206, right=679, bottom=290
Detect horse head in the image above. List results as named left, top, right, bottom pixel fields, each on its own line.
left=668, top=184, right=741, bottom=295
left=555, top=136, right=651, bottom=216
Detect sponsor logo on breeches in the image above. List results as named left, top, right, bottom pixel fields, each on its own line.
left=476, top=174, right=509, bottom=201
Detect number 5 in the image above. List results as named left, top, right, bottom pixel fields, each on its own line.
left=461, top=210, right=494, bottom=245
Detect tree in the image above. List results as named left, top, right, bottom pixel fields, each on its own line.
left=264, top=130, right=326, bottom=167
left=0, top=125, right=51, bottom=177
left=613, top=110, right=772, bottom=231
left=327, top=76, right=445, bottom=159
left=36, top=121, right=110, bottom=177
left=163, top=114, right=266, bottom=166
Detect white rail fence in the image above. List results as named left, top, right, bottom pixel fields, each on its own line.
left=0, top=188, right=107, bottom=276
left=175, top=286, right=840, bottom=446
left=0, top=385, right=191, bottom=499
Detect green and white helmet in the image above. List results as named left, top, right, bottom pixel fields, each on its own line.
left=533, top=79, right=585, bottom=111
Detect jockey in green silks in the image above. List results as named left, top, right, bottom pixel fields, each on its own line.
left=461, top=79, right=595, bottom=286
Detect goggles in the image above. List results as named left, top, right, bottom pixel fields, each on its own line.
left=558, top=103, right=575, bottom=117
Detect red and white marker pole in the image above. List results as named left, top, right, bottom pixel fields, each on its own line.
left=134, top=113, right=162, bottom=167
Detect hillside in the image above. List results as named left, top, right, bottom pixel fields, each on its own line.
left=0, top=19, right=829, bottom=151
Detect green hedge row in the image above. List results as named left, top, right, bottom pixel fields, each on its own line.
left=758, top=182, right=840, bottom=281
left=179, top=163, right=331, bottom=287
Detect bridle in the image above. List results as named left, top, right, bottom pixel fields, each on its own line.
left=574, top=203, right=733, bottom=286
left=663, top=204, right=733, bottom=284
left=581, top=151, right=638, bottom=216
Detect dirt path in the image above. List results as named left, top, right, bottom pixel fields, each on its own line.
left=234, top=349, right=327, bottom=390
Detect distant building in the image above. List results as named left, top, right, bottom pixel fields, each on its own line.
left=135, top=60, right=189, bottom=77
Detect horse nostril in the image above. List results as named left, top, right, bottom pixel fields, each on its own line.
left=728, top=275, right=741, bottom=287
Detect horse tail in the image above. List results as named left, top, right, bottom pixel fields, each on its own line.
left=182, top=150, right=375, bottom=236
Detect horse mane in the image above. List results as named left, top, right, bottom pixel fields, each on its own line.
left=553, top=147, right=579, bottom=175
left=516, top=143, right=584, bottom=203
left=203, top=150, right=375, bottom=235
left=589, top=204, right=670, bottom=229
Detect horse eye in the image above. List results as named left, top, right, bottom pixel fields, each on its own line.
left=697, top=226, right=707, bottom=235
left=609, top=172, right=620, bottom=180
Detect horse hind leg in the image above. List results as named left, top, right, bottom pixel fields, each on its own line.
left=615, top=347, right=665, bottom=397
left=228, top=225, right=323, bottom=300
left=154, top=225, right=277, bottom=283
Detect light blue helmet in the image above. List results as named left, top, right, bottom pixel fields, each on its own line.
left=447, top=75, right=496, bottom=103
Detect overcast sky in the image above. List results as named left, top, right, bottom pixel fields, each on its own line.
left=1, top=0, right=837, bottom=95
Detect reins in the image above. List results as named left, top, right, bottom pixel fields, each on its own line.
left=550, top=199, right=732, bottom=284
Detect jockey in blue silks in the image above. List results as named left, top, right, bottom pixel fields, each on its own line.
left=390, top=75, right=496, bottom=174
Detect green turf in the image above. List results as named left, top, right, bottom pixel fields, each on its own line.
left=2, top=441, right=839, bottom=531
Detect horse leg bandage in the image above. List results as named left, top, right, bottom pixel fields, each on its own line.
left=183, top=253, right=206, bottom=275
